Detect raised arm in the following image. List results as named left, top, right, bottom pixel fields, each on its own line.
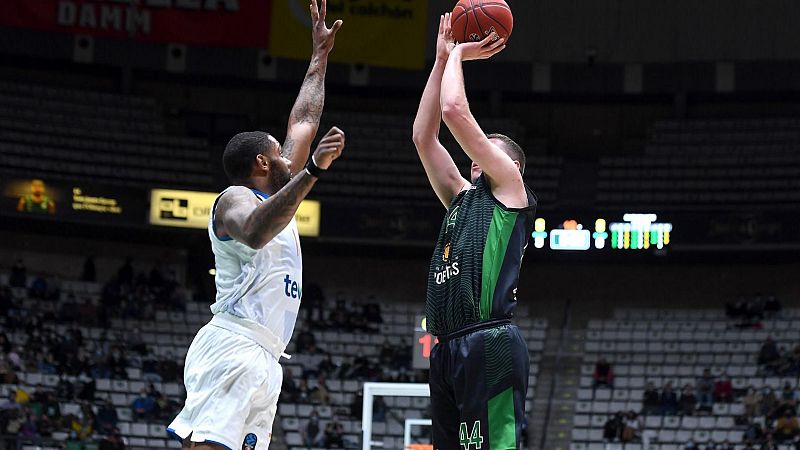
left=412, top=13, right=469, bottom=208
left=282, top=0, right=342, bottom=172
left=440, top=33, right=527, bottom=208
left=217, top=128, right=345, bottom=249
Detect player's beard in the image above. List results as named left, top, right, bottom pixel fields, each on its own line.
left=268, top=166, right=292, bottom=192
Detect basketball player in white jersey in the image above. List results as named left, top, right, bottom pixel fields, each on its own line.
left=167, top=2, right=344, bottom=449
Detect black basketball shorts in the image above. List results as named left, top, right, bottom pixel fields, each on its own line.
left=429, top=319, right=529, bottom=450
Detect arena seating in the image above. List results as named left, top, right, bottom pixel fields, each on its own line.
left=597, top=118, right=800, bottom=209
left=0, top=80, right=214, bottom=189
left=280, top=310, right=546, bottom=450
left=0, top=270, right=546, bottom=450
left=315, top=111, right=563, bottom=208
left=569, top=307, right=800, bottom=450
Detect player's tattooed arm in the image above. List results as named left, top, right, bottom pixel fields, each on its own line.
left=216, top=175, right=317, bottom=249
left=217, top=127, right=344, bottom=249
left=283, top=0, right=343, bottom=172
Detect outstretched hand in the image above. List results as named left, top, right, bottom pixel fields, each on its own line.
left=310, top=0, right=343, bottom=55
left=312, top=126, right=346, bottom=169
left=436, top=13, right=456, bottom=62
left=454, top=32, right=505, bottom=61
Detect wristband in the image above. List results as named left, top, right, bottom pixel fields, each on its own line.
left=305, top=155, right=326, bottom=178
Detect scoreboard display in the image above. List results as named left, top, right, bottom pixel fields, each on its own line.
left=412, top=315, right=437, bottom=370
left=532, top=212, right=673, bottom=252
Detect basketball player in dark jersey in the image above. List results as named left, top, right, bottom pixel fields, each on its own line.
left=412, top=14, right=536, bottom=450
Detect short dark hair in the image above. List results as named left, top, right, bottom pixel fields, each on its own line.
left=222, top=131, right=273, bottom=182
left=487, top=133, right=526, bottom=174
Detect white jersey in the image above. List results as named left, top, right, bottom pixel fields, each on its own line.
left=207, top=186, right=303, bottom=355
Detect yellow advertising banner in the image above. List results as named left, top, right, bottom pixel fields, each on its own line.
left=150, top=189, right=321, bottom=237
left=269, top=0, right=428, bottom=70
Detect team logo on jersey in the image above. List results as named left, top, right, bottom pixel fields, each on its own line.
left=443, top=242, right=451, bottom=262
left=434, top=262, right=460, bottom=285
left=242, top=433, right=257, bottom=450
left=446, top=206, right=460, bottom=232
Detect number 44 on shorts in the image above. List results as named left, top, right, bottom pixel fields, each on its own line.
left=459, top=420, right=484, bottom=450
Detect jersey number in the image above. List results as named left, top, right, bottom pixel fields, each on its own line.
left=459, top=421, right=483, bottom=450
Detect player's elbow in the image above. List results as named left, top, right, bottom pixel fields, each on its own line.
left=411, top=128, right=435, bottom=148
left=242, top=230, right=271, bottom=250
left=441, top=101, right=468, bottom=125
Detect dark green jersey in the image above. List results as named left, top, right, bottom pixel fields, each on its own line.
left=425, top=175, right=537, bottom=336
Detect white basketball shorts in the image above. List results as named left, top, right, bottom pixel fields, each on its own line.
left=167, top=321, right=283, bottom=450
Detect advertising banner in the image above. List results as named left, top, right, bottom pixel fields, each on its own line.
left=1, top=177, right=145, bottom=224
left=150, top=189, right=321, bottom=237
left=0, top=0, right=272, bottom=47
left=269, top=0, right=427, bottom=69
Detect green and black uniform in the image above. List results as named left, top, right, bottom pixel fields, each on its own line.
left=426, top=175, right=536, bottom=450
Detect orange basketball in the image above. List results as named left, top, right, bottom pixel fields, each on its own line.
left=451, top=0, right=514, bottom=44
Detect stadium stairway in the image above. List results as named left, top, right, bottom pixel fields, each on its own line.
left=529, top=327, right=585, bottom=450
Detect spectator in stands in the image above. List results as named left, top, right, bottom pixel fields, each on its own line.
left=127, top=328, right=147, bottom=355
left=159, top=351, right=180, bottom=382
left=764, top=295, right=782, bottom=317
left=131, top=389, right=154, bottom=420
left=20, top=412, right=40, bottom=441
left=323, top=416, right=345, bottom=448
left=7, top=345, right=23, bottom=371
left=743, top=421, right=764, bottom=446
left=301, top=282, right=324, bottom=322
left=318, top=353, right=338, bottom=378
left=28, top=275, right=49, bottom=299
left=0, top=391, right=19, bottom=412
left=761, top=387, right=778, bottom=418
left=155, top=393, right=173, bottom=420
left=593, top=358, right=614, bottom=388
left=311, top=376, right=330, bottom=405
left=661, top=382, right=679, bottom=416
left=759, top=337, right=781, bottom=373
left=762, top=432, right=778, bottom=450
left=350, top=391, right=363, bottom=419
left=297, top=379, right=311, bottom=403
left=748, top=294, right=766, bottom=321
left=10, top=259, right=27, bottom=288
left=696, top=368, right=715, bottom=410
left=781, top=382, right=799, bottom=408
left=99, top=428, right=126, bottom=450
left=679, top=384, right=698, bottom=416
left=107, top=345, right=128, bottom=379
left=603, top=412, right=624, bottom=442
left=643, top=382, right=661, bottom=415
left=4, top=409, right=23, bottom=435
left=775, top=411, right=799, bottom=442
left=77, top=378, right=95, bottom=402
left=714, top=373, right=734, bottom=403
left=70, top=411, right=94, bottom=441
left=56, top=375, right=74, bottom=400
left=141, top=353, right=161, bottom=382
left=304, top=410, right=324, bottom=447
left=295, top=329, right=316, bottom=353
left=621, top=411, right=642, bottom=443
left=347, top=352, right=372, bottom=380
left=39, top=391, right=60, bottom=430
left=328, top=299, right=350, bottom=331
left=683, top=440, right=697, bottom=450
left=280, top=367, right=299, bottom=403
left=364, top=299, right=383, bottom=325
left=372, top=397, right=387, bottom=422
left=95, top=399, right=118, bottom=435
left=744, top=387, right=761, bottom=418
